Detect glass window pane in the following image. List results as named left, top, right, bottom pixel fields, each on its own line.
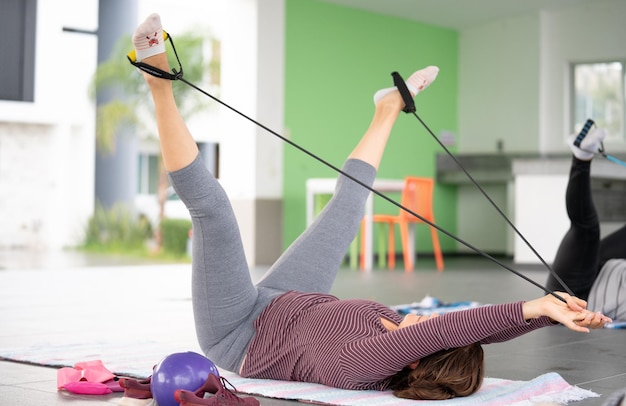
left=573, top=62, right=624, bottom=140
left=137, top=154, right=160, bottom=194
left=147, top=155, right=159, bottom=194
left=137, top=155, right=145, bottom=194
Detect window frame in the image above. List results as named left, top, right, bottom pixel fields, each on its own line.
left=0, top=0, right=37, bottom=102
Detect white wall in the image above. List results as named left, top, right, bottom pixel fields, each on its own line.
left=455, top=13, right=542, bottom=255
left=255, top=0, right=285, bottom=200
left=459, top=0, right=626, bottom=155
left=540, top=0, right=626, bottom=153
left=459, top=14, right=541, bottom=154
left=0, top=0, right=98, bottom=250
left=456, top=0, right=626, bottom=262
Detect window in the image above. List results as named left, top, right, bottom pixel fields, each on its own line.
left=137, top=142, right=219, bottom=195
left=572, top=61, right=624, bottom=141
left=199, top=142, right=220, bottom=178
left=137, top=154, right=159, bottom=194
left=0, top=0, right=37, bottom=102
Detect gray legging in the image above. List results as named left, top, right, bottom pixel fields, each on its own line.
left=168, top=155, right=376, bottom=373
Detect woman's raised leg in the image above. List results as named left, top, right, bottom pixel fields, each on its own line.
left=134, top=14, right=257, bottom=371
left=256, top=67, right=439, bottom=294
left=547, top=127, right=607, bottom=299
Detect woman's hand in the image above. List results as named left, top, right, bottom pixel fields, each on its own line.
left=572, top=310, right=610, bottom=330
left=522, top=292, right=612, bottom=333
left=398, top=313, right=438, bottom=329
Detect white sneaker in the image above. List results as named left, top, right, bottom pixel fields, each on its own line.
left=569, top=127, right=606, bottom=160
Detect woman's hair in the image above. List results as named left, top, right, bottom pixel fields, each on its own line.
left=387, top=343, right=484, bottom=400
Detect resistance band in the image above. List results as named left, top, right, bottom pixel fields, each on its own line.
left=391, top=72, right=573, bottom=297
left=128, top=33, right=568, bottom=302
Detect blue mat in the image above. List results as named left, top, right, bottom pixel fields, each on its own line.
left=391, top=295, right=482, bottom=316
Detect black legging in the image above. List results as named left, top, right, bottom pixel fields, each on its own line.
left=547, top=157, right=626, bottom=300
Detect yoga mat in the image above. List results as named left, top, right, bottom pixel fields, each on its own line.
left=0, top=339, right=201, bottom=378
left=0, top=338, right=601, bottom=405
left=0, top=295, right=603, bottom=404
left=220, top=370, right=598, bottom=405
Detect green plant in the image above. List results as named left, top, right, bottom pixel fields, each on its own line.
left=83, top=201, right=153, bottom=252
left=160, top=218, right=192, bottom=257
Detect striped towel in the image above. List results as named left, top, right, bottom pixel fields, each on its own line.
left=219, top=297, right=597, bottom=405
left=221, top=370, right=599, bottom=405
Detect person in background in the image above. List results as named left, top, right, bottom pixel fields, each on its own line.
left=547, top=125, right=625, bottom=322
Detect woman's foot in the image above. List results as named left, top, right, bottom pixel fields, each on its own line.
left=373, top=66, right=439, bottom=106
left=133, top=13, right=166, bottom=62
left=131, top=14, right=170, bottom=84
left=569, top=127, right=606, bottom=160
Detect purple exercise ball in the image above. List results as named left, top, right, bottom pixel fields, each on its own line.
left=151, top=351, right=219, bottom=406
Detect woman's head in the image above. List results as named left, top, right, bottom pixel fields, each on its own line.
left=388, top=343, right=484, bottom=400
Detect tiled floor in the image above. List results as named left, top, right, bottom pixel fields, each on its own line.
left=0, top=250, right=625, bottom=405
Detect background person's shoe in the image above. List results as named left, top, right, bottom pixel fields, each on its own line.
left=569, top=126, right=607, bottom=160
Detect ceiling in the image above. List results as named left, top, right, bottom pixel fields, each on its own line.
left=319, top=0, right=596, bottom=30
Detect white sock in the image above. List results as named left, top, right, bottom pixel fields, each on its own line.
left=373, top=66, right=439, bottom=105
left=133, top=13, right=166, bottom=62
left=568, top=127, right=606, bottom=160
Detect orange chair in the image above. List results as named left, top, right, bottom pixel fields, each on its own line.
left=361, top=177, right=444, bottom=271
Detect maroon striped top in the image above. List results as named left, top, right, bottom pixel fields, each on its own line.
left=240, top=291, right=554, bottom=390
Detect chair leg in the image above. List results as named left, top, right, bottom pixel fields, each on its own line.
left=399, top=222, right=413, bottom=272
left=430, top=227, right=444, bottom=271
left=377, top=223, right=387, bottom=269
left=407, top=223, right=416, bottom=271
left=387, top=222, right=395, bottom=270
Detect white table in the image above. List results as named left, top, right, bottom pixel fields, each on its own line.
left=306, top=178, right=404, bottom=270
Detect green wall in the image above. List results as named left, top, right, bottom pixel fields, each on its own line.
left=284, top=0, right=459, bottom=256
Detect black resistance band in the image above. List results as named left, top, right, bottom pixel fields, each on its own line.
left=391, top=72, right=574, bottom=297
left=128, top=33, right=569, bottom=302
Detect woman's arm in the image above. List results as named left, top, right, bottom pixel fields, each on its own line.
left=339, top=302, right=531, bottom=383
left=338, top=296, right=610, bottom=385
left=480, top=292, right=609, bottom=344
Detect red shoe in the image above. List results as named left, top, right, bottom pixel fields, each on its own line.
left=118, top=376, right=155, bottom=406
left=174, top=374, right=259, bottom=405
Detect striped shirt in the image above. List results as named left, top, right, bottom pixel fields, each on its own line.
left=240, top=291, right=554, bottom=391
